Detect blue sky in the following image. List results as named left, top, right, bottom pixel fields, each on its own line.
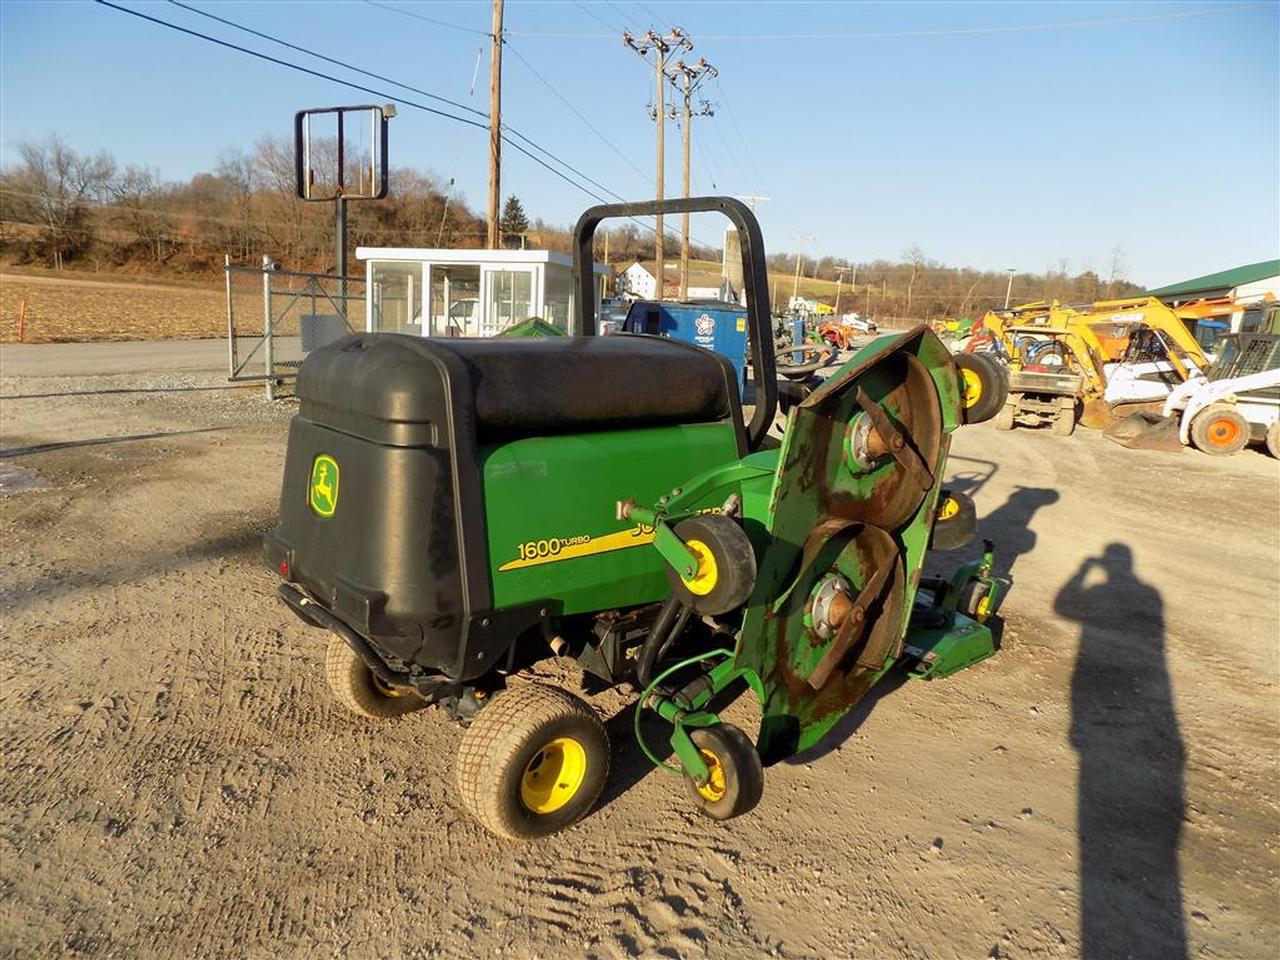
left=2, top=0, right=1277, bottom=285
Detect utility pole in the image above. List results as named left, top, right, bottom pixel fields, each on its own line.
left=667, top=57, right=716, bottom=300
left=791, top=234, right=813, bottom=303
left=833, top=268, right=844, bottom=315
left=624, top=27, right=691, bottom=297
left=487, top=0, right=504, bottom=249
left=1004, top=268, right=1016, bottom=308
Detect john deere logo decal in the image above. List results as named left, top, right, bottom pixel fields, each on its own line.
left=309, top=455, right=339, bottom=517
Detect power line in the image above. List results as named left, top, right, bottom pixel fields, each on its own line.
left=362, top=0, right=490, bottom=37
left=96, top=0, right=714, bottom=254
left=504, top=40, right=650, bottom=183
left=506, top=3, right=1261, bottom=39
left=168, top=0, right=487, bottom=121
left=571, top=0, right=625, bottom=34
left=170, top=0, right=625, bottom=203
left=95, top=0, right=622, bottom=211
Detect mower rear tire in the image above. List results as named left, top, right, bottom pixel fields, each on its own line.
left=666, top=515, right=757, bottom=616
left=954, top=353, right=1008, bottom=424
left=1190, top=405, right=1249, bottom=457
left=1265, top=422, right=1280, bottom=460
left=324, top=636, right=425, bottom=719
left=456, top=684, right=609, bottom=840
left=683, top=724, right=764, bottom=821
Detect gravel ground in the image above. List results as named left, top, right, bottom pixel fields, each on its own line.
left=1, top=368, right=1277, bottom=959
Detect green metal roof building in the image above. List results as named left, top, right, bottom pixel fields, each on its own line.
left=1147, top=259, right=1280, bottom=303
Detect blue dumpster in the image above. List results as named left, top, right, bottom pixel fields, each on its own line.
left=622, top=300, right=749, bottom=391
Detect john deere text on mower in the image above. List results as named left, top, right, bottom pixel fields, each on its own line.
left=264, top=197, right=1011, bottom=840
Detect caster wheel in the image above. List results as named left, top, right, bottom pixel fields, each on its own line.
left=665, top=514, right=757, bottom=616
left=324, top=636, right=425, bottom=719
left=958, top=580, right=995, bottom=623
left=456, top=684, right=609, bottom=840
left=683, top=724, right=764, bottom=821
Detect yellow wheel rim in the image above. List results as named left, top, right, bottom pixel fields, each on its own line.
left=680, top=539, right=719, bottom=597
left=960, top=367, right=983, bottom=407
left=370, top=674, right=412, bottom=698
left=937, top=496, right=960, bottom=521
left=520, top=737, right=588, bottom=814
left=695, top=748, right=727, bottom=803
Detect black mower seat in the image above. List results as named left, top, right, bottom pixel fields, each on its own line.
left=297, top=332, right=742, bottom=444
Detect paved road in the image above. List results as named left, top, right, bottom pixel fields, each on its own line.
left=1, top=337, right=304, bottom=377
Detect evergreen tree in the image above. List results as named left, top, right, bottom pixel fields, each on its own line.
left=499, top=195, right=529, bottom=247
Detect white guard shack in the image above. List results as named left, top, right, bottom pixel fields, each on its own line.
left=357, top=247, right=612, bottom=337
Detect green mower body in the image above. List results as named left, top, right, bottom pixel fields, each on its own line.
left=265, top=197, right=1007, bottom=838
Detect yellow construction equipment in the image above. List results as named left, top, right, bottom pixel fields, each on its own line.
left=974, top=297, right=1208, bottom=432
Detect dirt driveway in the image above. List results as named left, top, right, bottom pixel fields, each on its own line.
left=1, top=369, right=1277, bottom=959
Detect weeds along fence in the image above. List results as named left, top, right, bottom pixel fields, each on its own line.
left=225, top=255, right=365, bottom=399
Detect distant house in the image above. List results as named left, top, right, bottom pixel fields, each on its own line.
left=616, top=260, right=731, bottom=301
left=1148, top=259, right=1280, bottom=305
left=617, top=261, right=659, bottom=299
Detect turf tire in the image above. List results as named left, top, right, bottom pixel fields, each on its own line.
left=324, top=636, right=425, bottom=719
left=456, top=684, right=609, bottom=840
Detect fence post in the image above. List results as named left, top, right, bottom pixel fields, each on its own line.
left=17, top=298, right=27, bottom=342
left=263, top=254, right=275, bottom=401
left=224, top=254, right=236, bottom=378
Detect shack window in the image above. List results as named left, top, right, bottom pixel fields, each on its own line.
left=370, top=261, right=423, bottom=335
left=543, top=265, right=572, bottom=330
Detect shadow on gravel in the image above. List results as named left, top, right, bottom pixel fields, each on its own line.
left=1056, top=544, right=1187, bottom=960
left=0, top=427, right=230, bottom=459
left=941, top=485, right=1059, bottom=584
left=0, top=385, right=247, bottom=400
left=0, top=523, right=266, bottom=612
left=594, top=703, right=676, bottom=815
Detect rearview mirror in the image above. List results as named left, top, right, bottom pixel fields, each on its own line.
left=294, top=104, right=390, bottom=201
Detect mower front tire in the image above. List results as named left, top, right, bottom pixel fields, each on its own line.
left=456, top=684, right=609, bottom=840
left=324, top=636, right=426, bottom=719
left=666, top=515, right=757, bottom=616
left=683, top=724, right=764, bottom=821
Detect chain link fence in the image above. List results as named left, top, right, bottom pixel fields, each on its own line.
left=225, top=255, right=365, bottom=398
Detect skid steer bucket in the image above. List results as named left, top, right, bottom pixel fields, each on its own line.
left=735, top=326, right=957, bottom=762
left=1104, top=411, right=1183, bottom=452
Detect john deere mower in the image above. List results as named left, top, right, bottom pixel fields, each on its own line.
left=265, top=198, right=1009, bottom=840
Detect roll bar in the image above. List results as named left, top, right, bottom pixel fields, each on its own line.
left=571, top=196, right=777, bottom=451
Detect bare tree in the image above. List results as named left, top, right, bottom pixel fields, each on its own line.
left=11, top=134, right=115, bottom=268
left=903, top=243, right=926, bottom=318
left=112, top=165, right=171, bottom=263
